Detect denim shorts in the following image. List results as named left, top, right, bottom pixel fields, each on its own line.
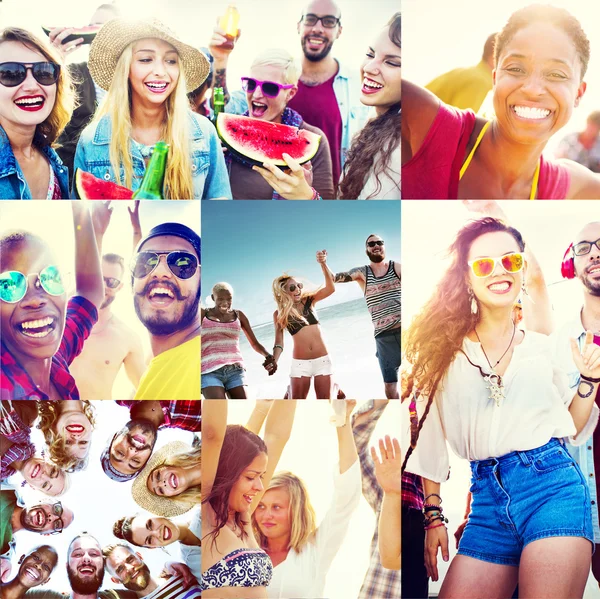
left=458, top=438, right=593, bottom=566
left=201, top=364, right=246, bottom=391
left=375, top=328, right=401, bottom=383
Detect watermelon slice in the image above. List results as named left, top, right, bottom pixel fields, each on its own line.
left=216, top=113, right=320, bottom=167
left=74, top=169, right=133, bottom=200
left=42, top=25, right=102, bottom=45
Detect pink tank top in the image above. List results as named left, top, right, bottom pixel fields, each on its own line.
left=201, top=313, right=245, bottom=374
left=402, top=102, right=570, bottom=199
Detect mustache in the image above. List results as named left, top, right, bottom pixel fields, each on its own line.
left=136, top=280, right=188, bottom=301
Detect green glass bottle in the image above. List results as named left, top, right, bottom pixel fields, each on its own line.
left=133, top=141, right=169, bottom=199
left=213, top=87, right=225, bottom=124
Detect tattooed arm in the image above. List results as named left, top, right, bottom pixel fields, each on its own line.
left=334, top=266, right=367, bottom=292
left=208, top=25, right=239, bottom=107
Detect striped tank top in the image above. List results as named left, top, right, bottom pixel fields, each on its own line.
left=365, top=260, right=401, bottom=337
left=201, top=312, right=245, bottom=374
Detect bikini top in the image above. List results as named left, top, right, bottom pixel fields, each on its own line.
left=286, top=297, right=319, bottom=336
left=200, top=548, right=273, bottom=591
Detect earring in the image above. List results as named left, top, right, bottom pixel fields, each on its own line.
left=21, top=480, right=27, bottom=487
left=468, top=287, right=478, bottom=315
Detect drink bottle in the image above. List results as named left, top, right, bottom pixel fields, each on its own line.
left=133, top=142, right=169, bottom=199
left=213, top=87, right=225, bottom=124
left=219, top=4, right=240, bottom=50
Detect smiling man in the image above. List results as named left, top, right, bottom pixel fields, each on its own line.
left=130, top=224, right=201, bottom=400
left=66, top=534, right=105, bottom=598
left=0, top=545, right=58, bottom=598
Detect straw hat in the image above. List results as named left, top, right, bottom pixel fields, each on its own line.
left=88, top=18, right=210, bottom=93
left=131, top=441, right=197, bottom=518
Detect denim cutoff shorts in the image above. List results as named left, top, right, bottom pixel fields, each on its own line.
left=458, top=438, right=593, bottom=566
left=201, top=364, right=246, bottom=391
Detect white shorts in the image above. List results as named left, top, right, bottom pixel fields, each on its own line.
left=290, top=355, right=334, bottom=378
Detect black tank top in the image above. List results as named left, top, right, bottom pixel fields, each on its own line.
left=286, top=297, right=319, bottom=335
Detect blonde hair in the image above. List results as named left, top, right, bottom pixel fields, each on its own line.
left=212, top=282, right=234, bottom=295
left=252, top=471, right=317, bottom=553
left=37, top=401, right=96, bottom=472
left=0, top=28, right=76, bottom=145
left=272, top=274, right=317, bottom=331
left=251, top=48, right=300, bottom=85
left=94, top=41, right=193, bottom=199
left=149, top=446, right=200, bottom=507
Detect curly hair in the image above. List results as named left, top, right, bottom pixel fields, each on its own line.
left=401, top=217, right=525, bottom=472
left=203, top=425, right=267, bottom=551
left=148, top=446, right=201, bottom=508
left=494, top=5, right=590, bottom=78
left=37, top=401, right=96, bottom=472
left=272, top=274, right=319, bottom=331
left=338, top=13, right=401, bottom=200
left=0, top=27, right=76, bottom=145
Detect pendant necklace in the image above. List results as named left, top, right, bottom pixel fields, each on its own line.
left=474, top=321, right=516, bottom=407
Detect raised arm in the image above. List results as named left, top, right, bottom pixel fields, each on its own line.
left=337, top=400, right=358, bottom=474
left=334, top=265, right=366, bottom=288
left=73, top=202, right=104, bottom=309
left=208, top=24, right=239, bottom=107
left=569, top=331, right=600, bottom=436
left=402, top=80, right=441, bottom=165
left=313, top=250, right=335, bottom=303
left=249, top=400, right=297, bottom=514
left=127, top=200, right=142, bottom=251
left=201, top=400, right=228, bottom=500
left=245, top=400, right=274, bottom=435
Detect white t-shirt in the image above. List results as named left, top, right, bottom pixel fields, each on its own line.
left=404, top=331, right=599, bottom=483
left=178, top=506, right=200, bottom=581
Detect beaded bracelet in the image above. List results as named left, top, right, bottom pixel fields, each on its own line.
left=311, top=188, right=322, bottom=201
left=581, top=374, right=600, bottom=383
left=424, top=493, right=443, bottom=504
left=424, top=514, right=449, bottom=527
left=424, top=522, right=446, bottom=531
left=423, top=504, right=443, bottom=511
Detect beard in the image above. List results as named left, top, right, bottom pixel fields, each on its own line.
left=67, top=564, right=104, bottom=594
left=122, top=563, right=151, bottom=591
left=579, top=263, right=600, bottom=296
left=101, top=294, right=116, bottom=310
left=301, top=36, right=334, bottom=62
left=366, top=249, right=385, bottom=263
left=20, top=506, right=44, bottom=532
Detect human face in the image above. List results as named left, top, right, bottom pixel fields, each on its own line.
left=147, top=464, right=190, bottom=497
left=467, top=232, right=524, bottom=310
left=106, top=546, right=151, bottom=591
left=360, top=27, right=401, bottom=115
left=229, top=453, right=268, bottom=513
left=17, top=547, right=56, bottom=588
left=213, top=289, right=233, bottom=314
left=55, top=405, right=93, bottom=460
left=0, top=239, right=67, bottom=362
left=21, top=501, right=74, bottom=534
left=366, top=235, right=385, bottom=263
left=129, top=38, right=179, bottom=107
left=255, top=487, right=292, bottom=540
left=67, top=537, right=104, bottom=595
left=574, top=222, right=600, bottom=296
left=247, top=65, right=296, bottom=123
left=133, top=236, right=200, bottom=336
left=298, top=0, right=342, bottom=62
left=0, top=41, right=57, bottom=131
left=101, top=259, right=124, bottom=310
left=283, top=278, right=303, bottom=302
left=130, top=516, right=180, bottom=547
left=110, top=420, right=157, bottom=475
left=493, top=22, right=586, bottom=146
left=22, top=458, right=66, bottom=496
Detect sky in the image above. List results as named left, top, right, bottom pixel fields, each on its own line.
left=1, top=0, right=399, bottom=97
left=202, top=200, right=401, bottom=325
left=402, top=0, right=600, bottom=156
left=2, top=401, right=199, bottom=592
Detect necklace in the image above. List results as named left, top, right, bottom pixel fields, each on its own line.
left=474, top=321, right=516, bottom=407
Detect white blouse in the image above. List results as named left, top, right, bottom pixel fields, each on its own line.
left=404, top=331, right=599, bottom=483
left=178, top=506, right=200, bottom=581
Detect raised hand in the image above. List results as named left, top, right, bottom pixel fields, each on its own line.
left=316, top=250, right=327, bottom=264
left=371, top=436, right=401, bottom=494
left=571, top=331, right=600, bottom=380
left=91, top=200, right=113, bottom=238
left=208, top=24, right=241, bottom=60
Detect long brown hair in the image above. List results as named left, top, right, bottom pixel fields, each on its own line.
left=338, top=13, right=401, bottom=199
left=401, top=218, right=525, bottom=472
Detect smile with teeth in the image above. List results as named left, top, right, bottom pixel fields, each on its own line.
left=308, top=37, right=325, bottom=46
left=243, top=494, right=254, bottom=503
left=363, top=77, right=383, bottom=90
left=31, top=463, right=41, bottom=479
left=15, top=96, right=44, bottom=106
left=487, top=281, right=511, bottom=293
left=512, top=105, right=551, bottom=120
left=19, top=316, right=55, bottom=338
left=145, top=81, right=168, bottom=91
left=78, top=566, right=95, bottom=575
left=35, top=509, right=44, bottom=527
left=169, top=473, right=178, bottom=489
left=25, top=567, right=40, bottom=581
left=163, top=526, right=171, bottom=541
left=149, top=287, right=175, bottom=299
left=587, top=264, right=600, bottom=275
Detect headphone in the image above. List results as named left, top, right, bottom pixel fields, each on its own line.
left=561, top=243, right=575, bottom=279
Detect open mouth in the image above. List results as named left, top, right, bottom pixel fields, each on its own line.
left=14, top=95, right=45, bottom=111
left=251, top=101, right=268, bottom=118
left=243, top=493, right=254, bottom=504
left=24, top=567, right=41, bottom=582
left=145, top=81, right=169, bottom=94
left=169, top=473, right=178, bottom=490
left=66, top=424, right=85, bottom=434
left=587, top=264, right=600, bottom=277
left=78, top=566, right=95, bottom=576
left=163, top=525, right=172, bottom=541
left=306, top=36, right=326, bottom=50
left=362, top=77, right=384, bottom=95
left=18, top=316, right=57, bottom=339
left=131, top=434, right=147, bottom=448
left=511, top=105, right=551, bottom=121
left=34, top=508, right=45, bottom=527
left=30, top=463, right=41, bottom=479
left=487, top=280, right=512, bottom=294
left=147, top=286, right=176, bottom=306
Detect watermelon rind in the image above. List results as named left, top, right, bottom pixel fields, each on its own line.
left=74, top=169, right=133, bottom=200
left=216, top=113, right=320, bottom=167
left=42, top=25, right=101, bottom=45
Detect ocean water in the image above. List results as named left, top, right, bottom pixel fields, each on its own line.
left=233, top=297, right=389, bottom=399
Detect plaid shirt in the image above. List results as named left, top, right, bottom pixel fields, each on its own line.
left=0, top=401, right=36, bottom=479
left=0, top=296, right=97, bottom=400
left=116, top=400, right=201, bottom=433
left=352, top=401, right=401, bottom=599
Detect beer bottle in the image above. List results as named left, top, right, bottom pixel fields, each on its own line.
left=218, top=4, right=240, bottom=50
left=133, top=142, right=169, bottom=199
left=213, top=87, right=225, bottom=124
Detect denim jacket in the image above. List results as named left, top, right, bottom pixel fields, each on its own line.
left=225, top=59, right=371, bottom=169
left=0, top=126, right=70, bottom=199
left=73, top=112, right=232, bottom=199
left=553, top=312, right=600, bottom=542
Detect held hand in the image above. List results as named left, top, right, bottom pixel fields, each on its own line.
left=570, top=331, right=600, bottom=380
left=316, top=250, right=327, bottom=264
left=209, top=24, right=241, bottom=60
left=91, top=200, right=113, bottom=237
left=262, top=355, right=277, bottom=375
left=48, top=26, right=84, bottom=59
left=425, top=524, right=449, bottom=582
left=253, top=153, right=314, bottom=200
left=370, top=436, right=401, bottom=494
left=454, top=518, right=468, bottom=549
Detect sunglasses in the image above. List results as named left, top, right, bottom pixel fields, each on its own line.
left=0, top=266, right=66, bottom=303
left=0, top=62, right=60, bottom=87
left=468, top=252, right=524, bottom=278
left=287, top=282, right=303, bottom=293
left=131, top=251, right=198, bottom=280
left=301, top=14, right=340, bottom=28
left=573, top=238, right=600, bottom=256
left=241, top=77, right=294, bottom=98
left=367, top=240, right=385, bottom=248
left=104, top=276, right=121, bottom=289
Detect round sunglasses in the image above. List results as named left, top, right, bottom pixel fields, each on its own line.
left=468, top=252, right=524, bottom=278
left=131, top=251, right=198, bottom=280
left=0, top=266, right=66, bottom=303
left=241, top=77, right=294, bottom=98
left=0, top=62, right=60, bottom=87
